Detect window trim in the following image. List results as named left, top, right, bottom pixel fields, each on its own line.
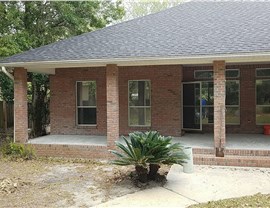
left=128, top=80, right=151, bottom=127
left=194, top=70, right=213, bottom=80
left=226, top=69, right=240, bottom=78
left=256, top=68, right=270, bottom=78
left=201, top=80, right=240, bottom=125
left=76, top=80, right=97, bottom=127
left=255, top=78, right=270, bottom=125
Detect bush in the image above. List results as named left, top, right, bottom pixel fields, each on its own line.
left=0, top=138, right=35, bottom=160
left=110, top=131, right=188, bottom=183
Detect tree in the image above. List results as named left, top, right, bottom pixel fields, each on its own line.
left=0, top=1, right=125, bottom=137
left=122, top=0, right=183, bottom=21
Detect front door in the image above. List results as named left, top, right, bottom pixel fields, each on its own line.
left=182, top=82, right=202, bottom=130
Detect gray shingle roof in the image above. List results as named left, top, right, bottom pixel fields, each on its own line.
left=1, top=1, right=270, bottom=64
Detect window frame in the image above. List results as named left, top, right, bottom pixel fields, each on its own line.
left=128, top=80, right=151, bottom=127
left=255, top=78, right=270, bottom=125
left=226, top=69, right=240, bottom=78
left=76, top=80, right=97, bottom=126
left=225, top=80, right=240, bottom=125
left=256, top=68, right=270, bottom=78
left=200, top=80, right=240, bottom=125
left=194, top=70, right=213, bottom=80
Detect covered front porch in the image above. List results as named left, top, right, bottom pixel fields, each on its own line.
left=28, top=133, right=270, bottom=150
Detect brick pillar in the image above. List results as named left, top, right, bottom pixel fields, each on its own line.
left=106, top=64, right=119, bottom=148
left=14, top=68, right=28, bottom=143
left=213, top=60, right=226, bottom=157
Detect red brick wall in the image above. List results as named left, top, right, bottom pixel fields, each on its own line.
left=50, top=64, right=268, bottom=137
left=14, top=68, right=28, bottom=143
left=50, top=65, right=183, bottom=137
left=183, top=64, right=270, bottom=134
left=119, top=65, right=183, bottom=137
left=213, top=60, right=226, bottom=148
left=106, top=64, right=119, bottom=147
left=50, top=67, right=107, bottom=135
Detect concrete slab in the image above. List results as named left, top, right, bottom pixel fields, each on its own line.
left=175, top=133, right=270, bottom=150
left=95, top=187, right=197, bottom=208
left=96, top=165, right=270, bottom=208
left=28, top=135, right=107, bottom=146
left=166, top=165, right=270, bottom=203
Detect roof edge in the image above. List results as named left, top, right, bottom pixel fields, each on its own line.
left=2, top=52, right=270, bottom=74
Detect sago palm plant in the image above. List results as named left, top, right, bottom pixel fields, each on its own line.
left=110, top=131, right=188, bottom=183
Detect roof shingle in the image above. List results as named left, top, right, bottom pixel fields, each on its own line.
left=1, top=1, right=270, bottom=64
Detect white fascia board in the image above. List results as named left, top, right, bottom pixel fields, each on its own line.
left=2, top=52, right=270, bottom=74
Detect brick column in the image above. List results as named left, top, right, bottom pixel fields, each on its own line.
left=14, top=68, right=28, bottom=143
left=106, top=64, right=119, bottom=148
left=213, top=60, right=226, bottom=157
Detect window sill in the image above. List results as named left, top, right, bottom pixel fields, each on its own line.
left=76, top=125, right=97, bottom=129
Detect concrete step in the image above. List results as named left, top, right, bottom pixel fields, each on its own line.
left=192, top=147, right=270, bottom=157
left=193, top=154, right=270, bottom=168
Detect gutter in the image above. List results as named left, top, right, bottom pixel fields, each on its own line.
left=0, top=66, right=14, bottom=81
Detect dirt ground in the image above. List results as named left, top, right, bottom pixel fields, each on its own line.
left=0, top=158, right=169, bottom=208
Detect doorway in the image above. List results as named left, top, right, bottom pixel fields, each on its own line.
left=182, top=82, right=202, bottom=130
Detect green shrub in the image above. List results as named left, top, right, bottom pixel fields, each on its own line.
left=0, top=138, right=35, bottom=160
left=110, top=131, right=188, bottom=183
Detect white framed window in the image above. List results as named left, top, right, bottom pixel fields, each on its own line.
left=194, top=70, right=213, bottom=79
left=201, top=80, right=240, bottom=125
left=194, top=69, right=240, bottom=79
left=128, top=80, right=151, bottom=126
left=226, top=80, right=240, bottom=124
left=226, top=69, right=239, bottom=78
left=76, top=81, right=97, bottom=125
left=256, top=79, right=270, bottom=124
left=256, top=68, right=270, bottom=77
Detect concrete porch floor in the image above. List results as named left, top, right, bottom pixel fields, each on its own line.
left=28, top=133, right=270, bottom=150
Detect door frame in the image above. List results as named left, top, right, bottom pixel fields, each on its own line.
left=182, top=81, right=202, bottom=131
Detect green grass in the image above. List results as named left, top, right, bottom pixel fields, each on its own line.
left=189, top=193, right=270, bottom=208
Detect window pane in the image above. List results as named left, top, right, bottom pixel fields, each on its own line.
left=129, top=81, right=150, bottom=106
left=256, top=106, right=270, bottom=124
left=77, top=81, right=96, bottom=106
left=226, top=81, right=239, bottom=105
left=226, top=107, right=240, bottom=124
left=202, top=107, right=214, bottom=124
left=194, top=71, right=213, bottom=79
left=78, top=108, right=96, bottom=125
left=201, top=82, right=214, bottom=105
left=226, top=70, right=239, bottom=78
left=256, top=80, right=270, bottom=105
left=129, top=108, right=151, bottom=126
left=256, top=69, right=270, bottom=77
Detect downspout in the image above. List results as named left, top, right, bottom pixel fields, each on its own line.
left=1, top=66, right=14, bottom=81
left=0, top=66, right=15, bottom=142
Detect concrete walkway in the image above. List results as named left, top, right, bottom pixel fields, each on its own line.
left=96, top=165, right=270, bottom=208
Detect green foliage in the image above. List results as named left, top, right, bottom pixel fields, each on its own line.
left=0, top=1, right=125, bottom=136
left=110, top=131, right=188, bottom=183
left=123, top=0, right=182, bottom=21
left=0, top=74, right=13, bottom=102
left=110, top=137, right=154, bottom=168
left=0, top=138, right=35, bottom=160
left=129, top=131, right=188, bottom=165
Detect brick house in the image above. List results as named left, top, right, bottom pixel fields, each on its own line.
left=1, top=1, right=270, bottom=165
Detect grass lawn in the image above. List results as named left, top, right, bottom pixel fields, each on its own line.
left=189, top=193, right=270, bottom=208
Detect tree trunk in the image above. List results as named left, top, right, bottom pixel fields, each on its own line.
left=31, top=78, right=47, bottom=138
left=135, top=165, right=148, bottom=183
left=148, top=164, right=160, bottom=180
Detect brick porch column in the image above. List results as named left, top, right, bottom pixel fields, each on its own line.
left=213, top=60, right=226, bottom=157
left=106, top=64, right=119, bottom=148
left=14, top=68, right=28, bottom=143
